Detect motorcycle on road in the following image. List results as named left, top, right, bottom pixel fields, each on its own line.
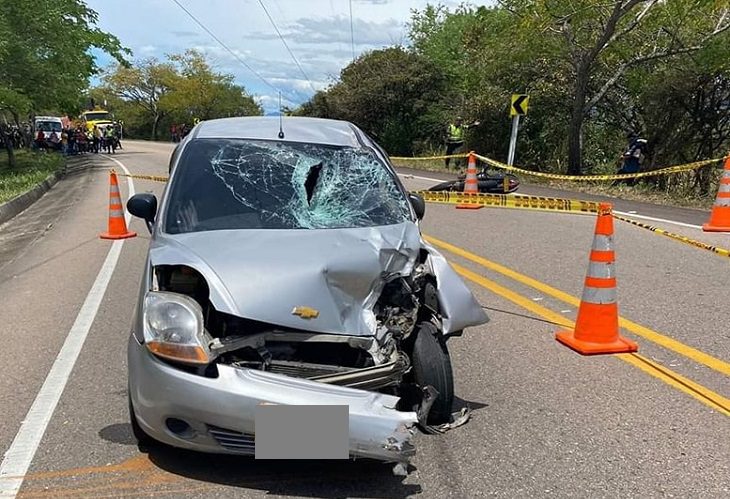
left=428, top=169, right=520, bottom=194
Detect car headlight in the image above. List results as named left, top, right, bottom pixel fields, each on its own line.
left=143, top=291, right=211, bottom=365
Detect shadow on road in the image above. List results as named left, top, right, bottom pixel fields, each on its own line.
left=147, top=445, right=421, bottom=498
left=99, top=423, right=138, bottom=446
left=98, top=423, right=422, bottom=498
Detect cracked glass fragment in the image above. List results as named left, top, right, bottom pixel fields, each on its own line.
left=165, top=139, right=411, bottom=233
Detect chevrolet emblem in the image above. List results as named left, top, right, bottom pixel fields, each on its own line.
left=292, top=306, right=319, bottom=319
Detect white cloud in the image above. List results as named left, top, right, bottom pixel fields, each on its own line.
left=138, top=45, right=157, bottom=55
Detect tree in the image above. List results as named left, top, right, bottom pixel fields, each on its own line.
left=101, top=59, right=177, bottom=140
left=165, top=50, right=261, bottom=121
left=99, top=50, right=262, bottom=139
left=296, top=47, right=450, bottom=155
left=407, top=2, right=730, bottom=176
left=0, top=0, right=127, bottom=166
left=500, top=0, right=730, bottom=174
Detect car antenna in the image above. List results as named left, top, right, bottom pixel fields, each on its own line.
left=278, top=92, right=285, bottom=139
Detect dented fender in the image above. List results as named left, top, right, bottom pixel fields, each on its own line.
left=421, top=241, right=490, bottom=334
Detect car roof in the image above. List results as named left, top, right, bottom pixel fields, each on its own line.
left=192, top=117, right=364, bottom=148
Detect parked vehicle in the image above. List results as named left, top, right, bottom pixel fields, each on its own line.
left=79, top=108, right=122, bottom=137
left=33, top=116, right=64, bottom=149
left=126, top=117, right=488, bottom=471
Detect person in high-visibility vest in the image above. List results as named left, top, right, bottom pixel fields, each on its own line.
left=444, top=116, right=480, bottom=168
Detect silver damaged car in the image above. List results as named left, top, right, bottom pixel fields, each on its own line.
left=126, top=117, right=488, bottom=471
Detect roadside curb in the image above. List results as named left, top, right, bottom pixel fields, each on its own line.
left=0, top=167, right=64, bottom=227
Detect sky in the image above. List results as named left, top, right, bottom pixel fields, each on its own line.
left=86, top=0, right=494, bottom=114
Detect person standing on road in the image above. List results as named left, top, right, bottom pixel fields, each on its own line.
left=49, top=130, right=60, bottom=151
left=104, top=126, right=116, bottom=154
left=113, top=123, right=123, bottom=150
left=76, top=127, right=87, bottom=153
left=616, top=132, right=648, bottom=185
left=93, top=126, right=102, bottom=154
left=444, top=116, right=480, bottom=168
left=34, top=129, right=45, bottom=151
left=60, top=129, right=69, bottom=156
left=68, top=128, right=77, bottom=155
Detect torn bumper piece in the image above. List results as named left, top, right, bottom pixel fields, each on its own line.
left=128, top=337, right=417, bottom=464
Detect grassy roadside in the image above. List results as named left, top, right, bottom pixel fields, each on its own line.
left=541, top=179, right=716, bottom=210
left=0, top=150, right=65, bottom=204
left=391, top=156, right=717, bottom=210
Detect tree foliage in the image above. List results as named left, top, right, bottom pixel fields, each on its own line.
left=297, top=1, right=730, bottom=195
left=296, top=47, right=450, bottom=155
left=98, top=50, right=262, bottom=140
left=0, top=0, right=127, bottom=166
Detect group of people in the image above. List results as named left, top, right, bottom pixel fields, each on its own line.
left=34, top=125, right=122, bottom=155
left=1, top=125, right=28, bottom=149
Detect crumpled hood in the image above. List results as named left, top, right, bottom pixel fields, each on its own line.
left=151, top=223, right=422, bottom=335
left=149, top=222, right=488, bottom=336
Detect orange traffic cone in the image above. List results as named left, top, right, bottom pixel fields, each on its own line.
left=456, top=152, right=483, bottom=210
left=100, top=170, right=136, bottom=240
left=555, top=203, right=638, bottom=355
left=703, top=157, right=730, bottom=232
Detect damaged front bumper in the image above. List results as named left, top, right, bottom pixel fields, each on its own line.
left=128, top=335, right=418, bottom=465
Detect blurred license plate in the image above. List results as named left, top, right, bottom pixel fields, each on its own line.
left=255, top=405, right=348, bottom=459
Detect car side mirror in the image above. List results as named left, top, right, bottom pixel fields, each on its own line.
left=127, top=193, right=157, bottom=233
left=409, top=193, right=425, bottom=220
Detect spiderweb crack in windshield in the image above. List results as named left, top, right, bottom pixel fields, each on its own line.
left=208, top=142, right=410, bottom=230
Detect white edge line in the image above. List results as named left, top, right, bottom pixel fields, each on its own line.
left=0, top=156, right=135, bottom=498
left=613, top=210, right=703, bottom=230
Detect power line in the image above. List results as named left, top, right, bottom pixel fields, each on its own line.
left=256, top=0, right=317, bottom=94
left=349, top=0, right=355, bottom=61
left=168, top=0, right=293, bottom=101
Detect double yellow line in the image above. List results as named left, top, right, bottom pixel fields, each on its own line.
left=425, top=235, right=730, bottom=417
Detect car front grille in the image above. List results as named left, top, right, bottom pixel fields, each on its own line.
left=233, top=359, right=352, bottom=379
left=207, top=425, right=255, bottom=453
left=267, top=360, right=351, bottom=378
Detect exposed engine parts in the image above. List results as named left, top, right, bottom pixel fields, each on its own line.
left=150, top=254, right=467, bottom=427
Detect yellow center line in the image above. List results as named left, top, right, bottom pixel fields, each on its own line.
left=426, top=235, right=730, bottom=378
left=450, top=262, right=730, bottom=417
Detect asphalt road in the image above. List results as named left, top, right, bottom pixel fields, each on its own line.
left=0, top=141, right=728, bottom=498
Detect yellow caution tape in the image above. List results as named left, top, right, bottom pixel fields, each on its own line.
left=414, top=190, right=601, bottom=214
left=613, top=213, right=730, bottom=258
left=116, top=172, right=169, bottom=183
left=390, top=153, right=469, bottom=161
left=474, top=154, right=725, bottom=181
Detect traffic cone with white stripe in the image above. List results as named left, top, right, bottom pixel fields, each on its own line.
left=456, top=152, right=483, bottom=210
left=703, top=157, right=730, bottom=232
left=555, top=203, right=637, bottom=355
left=100, top=170, right=136, bottom=240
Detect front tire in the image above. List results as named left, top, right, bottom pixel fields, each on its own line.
left=411, top=322, right=455, bottom=424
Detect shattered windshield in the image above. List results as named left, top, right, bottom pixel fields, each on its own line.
left=164, top=139, right=411, bottom=233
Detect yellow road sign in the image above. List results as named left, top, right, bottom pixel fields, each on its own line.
left=511, top=94, right=529, bottom=116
